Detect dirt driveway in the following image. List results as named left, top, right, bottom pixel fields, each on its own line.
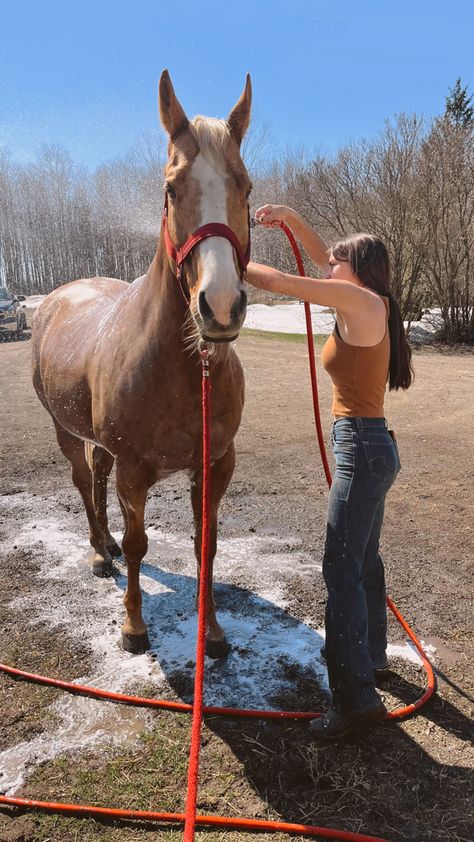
left=0, top=333, right=473, bottom=842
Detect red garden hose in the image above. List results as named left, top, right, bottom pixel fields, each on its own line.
left=0, top=796, right=393, bottom=842
left=278, top=221, right=333, bottom=487
left=0, top=224, right=436, bottom=842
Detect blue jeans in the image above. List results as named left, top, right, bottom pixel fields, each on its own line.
left=323, top=417, right=401, bottom=713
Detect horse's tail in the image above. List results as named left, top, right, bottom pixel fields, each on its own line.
left=84, top=441, right=95, bottom=473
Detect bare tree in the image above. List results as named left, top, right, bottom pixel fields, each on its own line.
left=242, top=115, right=274, bottom=173
left=418, top=117, right=474, bottom=342
left=283, top=116, right=429, bottom=323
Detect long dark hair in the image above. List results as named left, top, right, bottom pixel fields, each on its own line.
left=332, top=233, right=414, bottom=390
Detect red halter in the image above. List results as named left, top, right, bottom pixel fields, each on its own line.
left=162, top=194, right=251, bottom=302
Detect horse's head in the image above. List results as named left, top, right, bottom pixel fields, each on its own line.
left=159, top=70, right=252, bottom=343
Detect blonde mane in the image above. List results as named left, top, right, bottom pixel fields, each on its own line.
left=188, top=116, right=231, bottom=171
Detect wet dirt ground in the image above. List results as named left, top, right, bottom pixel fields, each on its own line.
left=0, top=331, right=473, bottom=842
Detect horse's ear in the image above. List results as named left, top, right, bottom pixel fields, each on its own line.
left=227, top=74, right=252, bottom=147
left=158, top=70, right=189, bottom=142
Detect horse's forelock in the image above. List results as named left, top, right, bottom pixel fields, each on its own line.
left=188, top=116, right=232, bottom=173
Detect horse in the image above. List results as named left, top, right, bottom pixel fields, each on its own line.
left=31, top=70, right=252, bottom=658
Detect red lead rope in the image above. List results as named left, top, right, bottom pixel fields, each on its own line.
left=183, top=348, right=211, bottom=842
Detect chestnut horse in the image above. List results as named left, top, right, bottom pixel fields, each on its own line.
left=31, top=70, right=252, bottom=657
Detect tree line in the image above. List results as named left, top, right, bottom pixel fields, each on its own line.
left=1, top=79, right=473, bottom=343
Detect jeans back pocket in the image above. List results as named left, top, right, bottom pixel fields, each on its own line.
left=362, top=436, right=401, bottom=482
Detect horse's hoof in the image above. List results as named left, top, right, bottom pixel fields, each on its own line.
left=92, top=558, right=113, bottom=578
left=107, top=542, right=122, bottom=558
left=205, top=637, right=230, bottom=660
left=122, top=631, right=151, bottom=655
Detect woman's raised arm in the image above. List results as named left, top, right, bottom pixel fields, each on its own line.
left=255, top=204, right=331, bottom=274
left=246, top=261, right=370, bottom=312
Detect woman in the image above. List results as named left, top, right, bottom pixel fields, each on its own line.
left=246, top=204, right=414, bottom=739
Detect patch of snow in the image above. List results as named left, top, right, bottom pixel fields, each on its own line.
left=406, top=309, right=444, bottom=342
left=244, top=301, right=448, bottom=342
left=245, top=302, right=336, bottom=335
left=25, top=294, right=46, bottom=310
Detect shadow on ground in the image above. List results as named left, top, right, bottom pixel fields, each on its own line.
left=108, top=561, right=474, bottom=842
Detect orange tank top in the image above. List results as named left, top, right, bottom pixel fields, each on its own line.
left=320, top=296, right=390, bottom=418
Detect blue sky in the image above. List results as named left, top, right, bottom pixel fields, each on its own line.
left=1, top=0, right=473, bottom=170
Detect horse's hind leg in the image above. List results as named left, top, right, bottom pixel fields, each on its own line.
left=190, top=442, right=236, bottom=659
left=87, top=443, right=122, bottom=559
left=53, top=422, right=113, bottom=577
left=116, top=459, right=152, bottom=654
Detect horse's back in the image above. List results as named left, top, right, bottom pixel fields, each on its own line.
left=34, top=275, right=128, bottom=341
left=34, top=277, right=126, bottom=326
left=32, top=277, right=128, bottom=434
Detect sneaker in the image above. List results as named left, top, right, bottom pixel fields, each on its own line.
left=309, top=701, right=388, bottom=740
left=374, top=664, right=393, bottom=683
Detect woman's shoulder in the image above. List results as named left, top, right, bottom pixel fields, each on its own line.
left=337, top=291, right=388, bottom=346
left=359, top=289, right=389, bottom=323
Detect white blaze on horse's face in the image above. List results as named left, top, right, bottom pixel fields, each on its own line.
left=192, top=153, right=247, bottom=340
left=158, top=71, right=252, bottom=342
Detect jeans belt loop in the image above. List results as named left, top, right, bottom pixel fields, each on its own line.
left=356, top=417, right=364, bottom=432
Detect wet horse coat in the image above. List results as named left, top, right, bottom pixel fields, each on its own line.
left=32, top=71, right=252, bottom=656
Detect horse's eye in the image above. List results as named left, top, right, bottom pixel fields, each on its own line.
left=166, top=183, right=177, bottom=200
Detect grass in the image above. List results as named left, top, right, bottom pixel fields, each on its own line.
left=14, top=709, right=281, bottom=842
left=4, top=666, right=474, bottom=842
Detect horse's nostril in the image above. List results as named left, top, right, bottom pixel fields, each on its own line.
left=198, top=290, right=214, bottom=323
left=230, top=289, right=247, bottom=322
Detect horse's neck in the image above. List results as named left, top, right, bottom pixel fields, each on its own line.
left=138, top=244, right=190, bottom=351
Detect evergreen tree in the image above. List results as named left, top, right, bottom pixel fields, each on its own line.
left=445, top=78, right=474, bottom=127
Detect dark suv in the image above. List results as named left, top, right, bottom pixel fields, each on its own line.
left=0, top=286, right=28, bottom=338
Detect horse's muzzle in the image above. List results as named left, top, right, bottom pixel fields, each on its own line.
left=196, top=289, right=247, bottom=342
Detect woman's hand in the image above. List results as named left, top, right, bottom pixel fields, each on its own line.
left=256, top=205, right=330, bottom=275
left=255, top=204, right=296, bottom=227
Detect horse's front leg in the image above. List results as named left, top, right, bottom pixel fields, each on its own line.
left=116, top=460, right=152, bottom=654
left=191, top=442, right=235, bottom=659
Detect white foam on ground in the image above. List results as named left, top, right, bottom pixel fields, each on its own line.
left=0, top=493, right=326, bottom=793
left=0, top=492, right=433, bottom=794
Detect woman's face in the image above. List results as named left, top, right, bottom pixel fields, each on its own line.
left=327, top=253, right=361, bottom=286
